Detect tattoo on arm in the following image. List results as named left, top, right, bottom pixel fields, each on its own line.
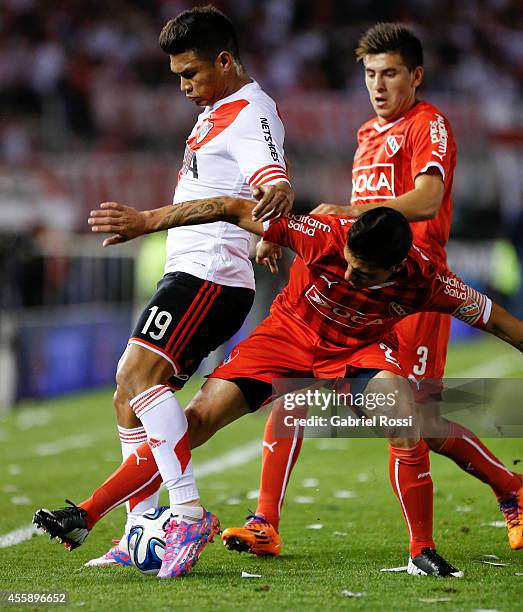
left=156, top=199, right=229, bottom=231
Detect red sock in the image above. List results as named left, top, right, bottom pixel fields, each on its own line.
left=80, top=441, right=161, bottom=529
left=437, top=422, right=521, bottom=500
left=256, top=410, right=304, bottom=530
left=389, top=439, right=435, bottom=557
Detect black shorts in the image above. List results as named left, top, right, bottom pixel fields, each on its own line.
left=129, top=272, right=254, bottom=388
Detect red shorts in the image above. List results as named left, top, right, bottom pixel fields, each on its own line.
left=395, top=311, right=451, bottom=400
left=209, top=309, right=405, bottom=387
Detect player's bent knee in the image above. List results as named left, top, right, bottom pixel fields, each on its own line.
left=116, top=344, right=175, bottom=401
left=113, top=385, right=141, bottom=427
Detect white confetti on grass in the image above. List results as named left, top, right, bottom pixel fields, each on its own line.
left=455, top=505, right=472, bottom=513
left=2, top=484, right=18, bottom=493
left=246, top=489, right=259, bottom=500
left=481, top=521, right=505, bottom=528
left=241, top=571, right=261, bottom=579
left=419, top=597, right=452, bottom=603
left=226, top=497, right=242, bottom=505
left=294, top=496, right=314, bottom=504
left=341, top=591, right=366, bottom=598
left=10, top=496, right=31, bottom=505
left=301, top=478, right=319, bottom=488
left=314, top=439, right=348, bottom=451
left=334, top=490, right=357, bottom=499
left=306, top=524, right=323, bottom=530
left=356, top=472, right=369, bottom=482
left=476, top=560, right=510, bottom=567
left=15, top=408, right=50, bottom=431
left=7, top=464, right=21, bottom=475
left=333, top=531, right=348, bottom=537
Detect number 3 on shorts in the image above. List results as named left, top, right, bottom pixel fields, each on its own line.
left=141, top=306, right=173, bottom=340
left=412, top=345, right=428, bottom=376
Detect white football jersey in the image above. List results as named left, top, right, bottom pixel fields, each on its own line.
left=165, top=80, right=289, bottom=290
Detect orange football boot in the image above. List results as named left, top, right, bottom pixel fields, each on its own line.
left=499, top=475, right=523, bottom=550
left=222, top=514, right=281, bottom=557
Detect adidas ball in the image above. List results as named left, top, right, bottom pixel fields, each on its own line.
left=127, top=506, right=171, bottom=575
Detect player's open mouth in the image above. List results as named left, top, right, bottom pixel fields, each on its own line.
left=375, top=97, right=387, bottom=106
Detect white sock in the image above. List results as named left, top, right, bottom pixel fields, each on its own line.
left=170, top=504, right=204, bottom=524
left=117, top=425, right=162, bottom=535
left=130, top=385, right=199, bottom=507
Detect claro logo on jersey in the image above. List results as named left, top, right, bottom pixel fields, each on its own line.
left=351, top=163, right=395, bottom=202
left=260, top=117, right=280, bottom=162
left=287, top=214, right=332, bottom=237
left=305, top=285, right=384, bottom=328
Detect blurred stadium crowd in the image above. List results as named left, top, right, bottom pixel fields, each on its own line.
left=1, top=0, right=522, bottom=157
left=0, top=0, right=522, bottom=405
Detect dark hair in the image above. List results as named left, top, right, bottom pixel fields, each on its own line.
left=355, top=22, right=423, bottom=71
left=159, top=5, right=240, bottom=62
left=347, top=207, right=412, bottom=268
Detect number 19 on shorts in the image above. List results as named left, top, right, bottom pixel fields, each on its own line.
left=141, top=306, right=173, bottom=340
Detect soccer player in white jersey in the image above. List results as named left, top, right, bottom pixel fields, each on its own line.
left=33, top=6, right=292, bottom=572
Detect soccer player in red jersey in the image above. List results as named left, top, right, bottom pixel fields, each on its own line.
left=233, top=22, right=522, bottom=555
left=34, top=200, right=523, bottom=577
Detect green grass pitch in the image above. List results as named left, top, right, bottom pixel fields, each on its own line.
left=0, top=336, right=522, bottom=611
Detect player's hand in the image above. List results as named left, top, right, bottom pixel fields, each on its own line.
left=255, top=238, right=282, bottom=274
left=88, top=202, right=149, bottom=247
left=311, top=203, right=361, bottom=216
left=251, top=182, right=294, bottom=222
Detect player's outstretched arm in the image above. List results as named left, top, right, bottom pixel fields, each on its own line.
left=311, top=170, right=444, bottom=220
left=483, top=302, right=523, bottom=353
left=89, top=198, right=263, bottom=247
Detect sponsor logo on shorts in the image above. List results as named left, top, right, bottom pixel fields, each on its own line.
left=351, top=163, right=395, bottom=202
left=385, top=134, right=404, bottom=157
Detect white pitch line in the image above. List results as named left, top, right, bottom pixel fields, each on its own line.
left=0, top=524, right=40, bottom=549
left=0, top=439, right=263, bottom=549
left=33, top=434, right=95, bottom=457
left=194, top=439, right=262, bottom=478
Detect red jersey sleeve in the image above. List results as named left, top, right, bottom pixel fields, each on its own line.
left=409, top=109, right=456, bottom=184
left=262, top=214, right=337, bottom=264
left=423, top=267, right=492, bottom=329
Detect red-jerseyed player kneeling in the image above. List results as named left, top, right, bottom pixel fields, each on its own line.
left=249, top=21, right=522, bottom=556
left=34, top=200, right=523, bottom=577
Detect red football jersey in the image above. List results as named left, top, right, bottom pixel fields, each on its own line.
left=351, top=101, right=456, bottom=264
left=263, top=214, right=491, bottom=349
